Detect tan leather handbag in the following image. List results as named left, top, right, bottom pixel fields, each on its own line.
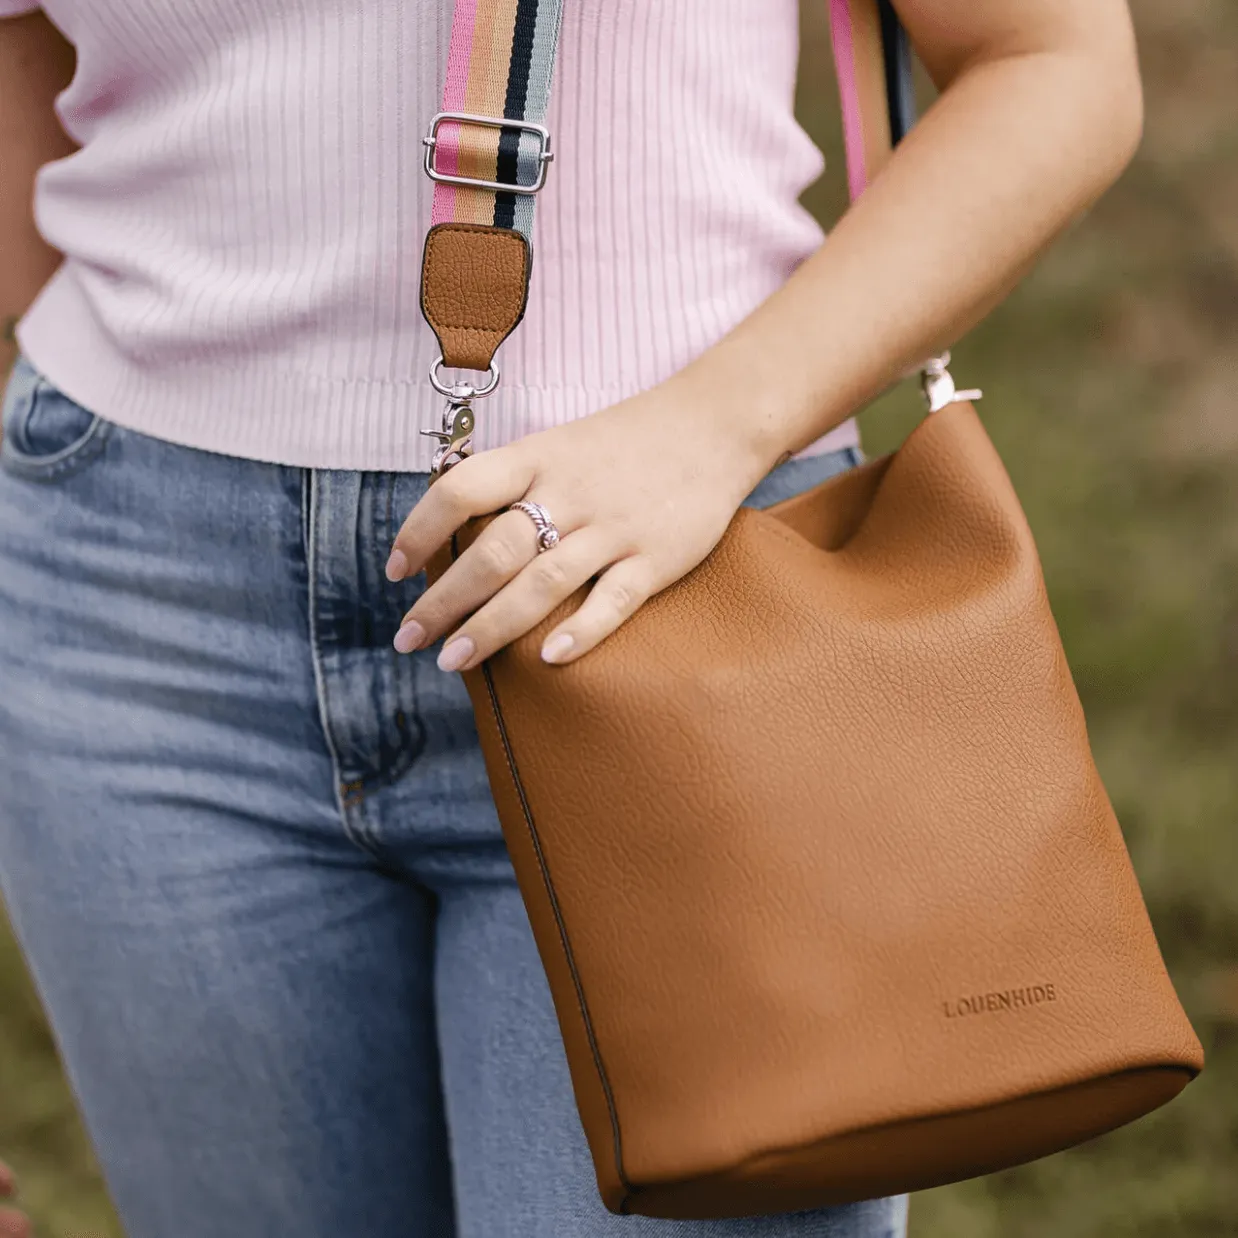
left=418, top=0, right=1203, bottom=1219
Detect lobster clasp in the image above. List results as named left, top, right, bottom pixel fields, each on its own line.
left=422, top=356, right=500, bottom=479
left=921, top=351, right=983, bottom=414
left=421, top=398, right=475, bottom=478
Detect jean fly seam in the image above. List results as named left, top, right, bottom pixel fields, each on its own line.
left=383, top=472, right=428, bottom=783
left=304, top=468, right=385, bottom=860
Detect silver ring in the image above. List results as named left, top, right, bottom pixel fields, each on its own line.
left=508, top=500, right=561, bottom=553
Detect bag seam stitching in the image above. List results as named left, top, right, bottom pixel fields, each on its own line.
left=475, top=650, right=636, bottom=1208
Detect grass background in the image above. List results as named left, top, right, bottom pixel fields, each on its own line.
left=2, top=0, right=1236, bottom=1232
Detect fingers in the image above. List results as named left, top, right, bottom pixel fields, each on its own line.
left=394, top=506, right=581, bottom=653
left=538, top=557, right=655, bottom=663
left=408, top=526, right=614, bottom=671
left=385, top=448, right=536, bottom=582
left=0, top=1207, right=30, bottom=1238
left=0, top=1166, right=27, bottom=1238
left=388, top=479, right=659, bottom=670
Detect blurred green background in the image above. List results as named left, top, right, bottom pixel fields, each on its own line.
left=3, top=0, right=1237, bottom=1233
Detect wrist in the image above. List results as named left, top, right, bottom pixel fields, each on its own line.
left=666, top=346, right=813, bottom=490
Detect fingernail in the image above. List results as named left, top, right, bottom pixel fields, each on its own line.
left=385, top=549, right=408, bottom=582
left=437, top=636, right=475, bottom=672
left=393, top=619, right=425, bottom=654
left=541, top=633, right=575, bottom=664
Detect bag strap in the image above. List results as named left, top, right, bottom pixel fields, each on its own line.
left=828, top=1, right=982, bottom=409
left=828, top=0, right=915, bottom=201
left=417, top=0, right=968, bottom=478
left=429, top=0, right=565, bottom=237
left=418, top=0, right=566, bottom=476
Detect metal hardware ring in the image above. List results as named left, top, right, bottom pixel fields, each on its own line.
left=508, top=500, right=561, bottom=553
left=429, top=354, right=500, bottom=400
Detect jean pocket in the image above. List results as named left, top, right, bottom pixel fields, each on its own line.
left=1, top=357, right=111, bottom=482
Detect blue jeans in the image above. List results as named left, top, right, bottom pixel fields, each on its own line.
left=0, top=356, right=907, bottom=1238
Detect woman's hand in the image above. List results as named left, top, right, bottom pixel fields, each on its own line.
left=386, top=0, right=1143, bottom=676
left=385, top=373, right=779, bottom=670
left=0, top=1159, right=30, bottom=1237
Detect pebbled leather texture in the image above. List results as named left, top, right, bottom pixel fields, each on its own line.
left=428, top=402, right=1204, bottom=1218
left=420, top=222, right=531, bottom=371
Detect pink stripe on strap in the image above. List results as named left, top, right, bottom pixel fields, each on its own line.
left=828, top=0, right=868, bottom=203
left=431, top=0, right=481, bottom=224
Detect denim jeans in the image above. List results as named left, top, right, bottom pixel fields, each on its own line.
left=0, top=355, right=908, bottom=1238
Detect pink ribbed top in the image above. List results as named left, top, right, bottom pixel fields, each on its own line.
left=6, top=0, right=857, bottom=472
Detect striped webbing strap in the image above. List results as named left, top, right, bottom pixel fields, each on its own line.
left=827, top=0, right=916, bottom=201
left=429, top=0, right=565, bottom=240
left=428, top=0, right=908, bottom=238
left=418, top=0, right=915, bottom=403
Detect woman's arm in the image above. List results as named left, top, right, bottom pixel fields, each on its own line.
left=0, top=10, right=77, bottom=381
left=679, top=0, right=1143, bottom=465
left=391, top=0, right=1142, bottom=669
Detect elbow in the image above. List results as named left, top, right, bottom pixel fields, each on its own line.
left=1104, top=59, right=1145, bottom=180
left=1077, top=25, right=1145, bottom=193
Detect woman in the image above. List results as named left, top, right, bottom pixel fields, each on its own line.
left=0, top=2, right=1141, bottom=1236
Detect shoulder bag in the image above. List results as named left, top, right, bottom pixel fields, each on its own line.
left=417, top=0, right=1204, bottom=1218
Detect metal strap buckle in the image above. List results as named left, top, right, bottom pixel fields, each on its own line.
left=422, top=111, right=554, bottom=195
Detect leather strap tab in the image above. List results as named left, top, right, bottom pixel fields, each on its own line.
left=420, top=221, right=531, bottom=372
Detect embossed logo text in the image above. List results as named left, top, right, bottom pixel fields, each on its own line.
left=943, top=983, right=1057, bottom=1019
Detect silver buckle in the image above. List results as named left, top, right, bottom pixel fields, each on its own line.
left=422, top=111, right=553, bottom=194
